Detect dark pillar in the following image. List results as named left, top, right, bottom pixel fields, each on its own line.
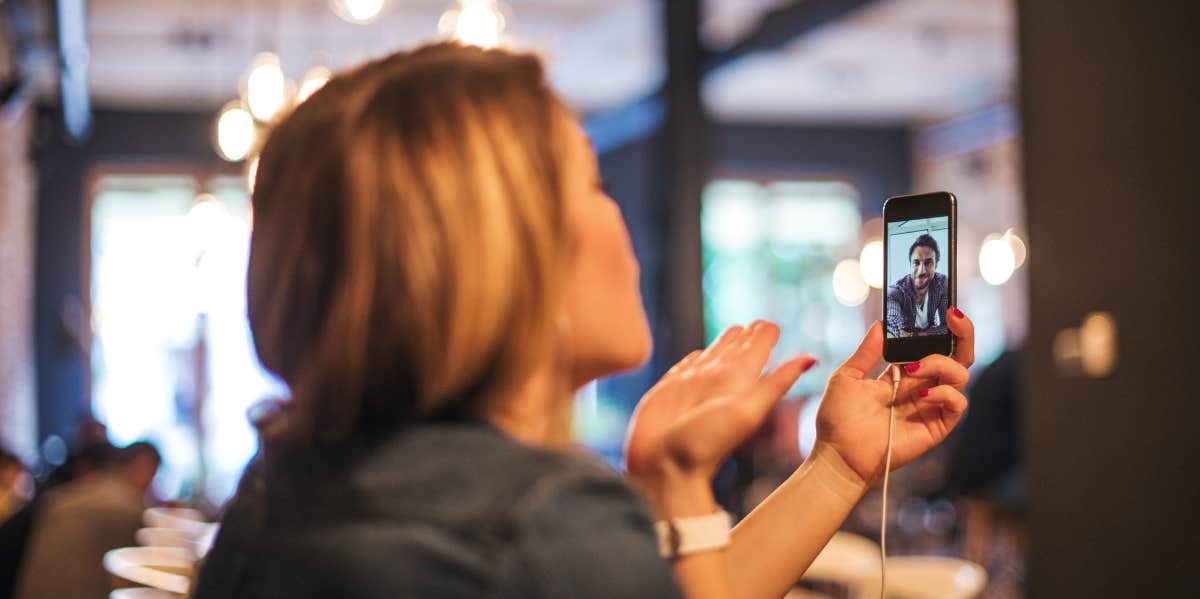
left=659, top=0, right=706, bottom=364
left=1018, top=1, right=1200, bottom=596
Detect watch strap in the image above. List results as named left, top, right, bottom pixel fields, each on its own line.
left=654, top=510, right=733, bottom=559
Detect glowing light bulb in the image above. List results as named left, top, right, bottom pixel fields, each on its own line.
left=296, top=66, right=332, bottom=104
left=833, top=259, right=869, bottom=307
left=215, top=101, right=255, bottom=162
left=859, top=240, right=884, bottom=289
left=333, top=0, right=385, bottom=24
left=1080, top=311, right=1118, bottom=377
left=187, top=194, right=228, bottom=235
left=979, top=234, right=1016, bottom=285
left=246, top=53, right=288, bottom=122
left=439, top=0, right=506, bottom=48
left=1003, top=228, right=1027, bottom=269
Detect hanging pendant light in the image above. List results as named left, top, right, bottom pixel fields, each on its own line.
left=438, top=0, right=509, bottom=49
left=214, top=100, right=256, bottom=162
left=332, top=0, right=385, bottom=25
left=244, top=52, right=291, bottom=122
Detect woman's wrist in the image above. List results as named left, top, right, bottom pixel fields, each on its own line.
left=807, top=440, right=871, bottom=503
left=629, top=465, right=718, bottom=520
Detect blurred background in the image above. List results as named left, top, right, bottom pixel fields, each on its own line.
left=1, top=1, right=1196, bottom=598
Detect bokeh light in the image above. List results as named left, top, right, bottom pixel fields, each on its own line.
left=215, top=101, right=255, bottom=162
left=833, top=258, right=869, bottom=306
left=332, top=0, right=385, bottom=24
left=1004, top=228, right=1027, bottom=269
left=979, top=234, right=1015, bottom=285
left=439, top=0, right=507, bottom=49
left=859, top=239, right=884, bottom=288
left=245, top=53, right=288, bottom=122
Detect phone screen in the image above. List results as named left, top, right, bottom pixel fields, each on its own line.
left=882, top=192, right=956, bottom=362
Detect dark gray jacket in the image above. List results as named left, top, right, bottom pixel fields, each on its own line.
left=192, top=421, right=683, bottom=598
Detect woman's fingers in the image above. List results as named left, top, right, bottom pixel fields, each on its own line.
left=902, top=354, right=970, bottom=390
left=737, top=354, right=817, bottom=424
left=697, top=325, right=745, bottom=365
left=838, top=321, right=884, bottom=378
left=729, top=321, right=781, bottom=374
left=665, top=350, right=703, bottom=377
left=913, top=384, right=968, bottom=416
left=702, top=321, right=784, bottom=383
left=947, top=306, right=975, bottom=369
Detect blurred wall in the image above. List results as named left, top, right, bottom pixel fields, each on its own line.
left=0, top=104, right=37, bottom=459
left=1019, top=0, right=1199, bottom=596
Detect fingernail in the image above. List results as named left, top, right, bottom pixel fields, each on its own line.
left=952, top=306, right=964, bottom=318
left=904, top=362, right=921, bottom=374
left=918, top=389, right=930, bottom=398
left=803, top=359, right=818, bottom=372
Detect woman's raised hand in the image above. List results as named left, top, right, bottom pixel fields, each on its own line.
left=625, top=321, right=816, bottom=514
left=816, top=309, right=976, bottom=485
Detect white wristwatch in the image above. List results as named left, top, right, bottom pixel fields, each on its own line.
left=654, top=510, right=733, bottom=559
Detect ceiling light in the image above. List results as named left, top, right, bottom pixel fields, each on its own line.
left=215, top=101, right=255, bottom=162
left=332, top=0, right=385, bottom=24
left=979, top=234, right=1016, bottom=285
left=833, top=259, right=869, bottom=307
left=439, top=0, right=507, bottom=49
left=1003, top=228, right=1027, bottom=269
left=859, top=239, right=884, bottom=289
left=245, top=52, right=288, bottom=122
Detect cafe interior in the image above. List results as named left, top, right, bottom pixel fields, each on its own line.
left=0, top=0, right=1194, bottom=597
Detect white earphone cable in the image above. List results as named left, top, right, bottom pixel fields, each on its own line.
left=880, top=364, right=901, bottom=599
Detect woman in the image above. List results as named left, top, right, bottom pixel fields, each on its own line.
left=193, top=43, right=975, bottom=599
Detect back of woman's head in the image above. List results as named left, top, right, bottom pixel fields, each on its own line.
left=248, top=43, right=569, bottom=444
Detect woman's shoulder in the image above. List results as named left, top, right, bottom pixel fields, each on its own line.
left=196, top=423, right=674, bottom=599
left=361, top=422, right=635, bottom=518
left=250, top=421, right=635, bottom=526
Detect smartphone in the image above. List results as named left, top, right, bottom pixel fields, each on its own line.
left=882, top=191, right=957, bottom=363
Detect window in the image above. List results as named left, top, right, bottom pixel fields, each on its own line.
left=701, top=179, right=868, bottom=454
left=90, top=173, right=284, bottom=505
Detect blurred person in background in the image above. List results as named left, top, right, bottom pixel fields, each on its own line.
left=193, top=43, right=976, bottom=599
left=943, top=349, right=1025, bottom=592
left=12, top=442, right=160, bottom=599
left=0, top=450, right=31, bottom=523
left=0, top=438, right=117, bottom=598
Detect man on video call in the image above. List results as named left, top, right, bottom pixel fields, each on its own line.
left=886, top=233, right=949, bottom=337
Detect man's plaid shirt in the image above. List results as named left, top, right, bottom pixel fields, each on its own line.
left=885, top=273, right=949, bottom=337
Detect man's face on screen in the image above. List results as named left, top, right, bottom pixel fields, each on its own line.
left=910, top=246, right=937, bottom=290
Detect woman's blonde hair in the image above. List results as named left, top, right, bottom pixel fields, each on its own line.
left=248, top=43, right=570, bottom=443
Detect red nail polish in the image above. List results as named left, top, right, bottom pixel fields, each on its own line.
left=918, top=389, right=930, bottom=398
left=904, top=362, right=921, bottom=374
left=952, top=307, right=964, bottom=318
